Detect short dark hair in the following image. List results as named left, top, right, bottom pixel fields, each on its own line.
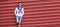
left=18, top=2, right=21, bottom=3
left=17, top=2, right=22, bottom=7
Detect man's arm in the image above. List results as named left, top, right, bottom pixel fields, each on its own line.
left=14, top=7, right=18, bottom=16
left=22, top=8, right=24, bottom=16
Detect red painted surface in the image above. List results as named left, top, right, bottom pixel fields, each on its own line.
left=0, top=0, right=60, bottom=27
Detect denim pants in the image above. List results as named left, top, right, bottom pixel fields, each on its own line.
left=16, top=16, right=22, bottom=23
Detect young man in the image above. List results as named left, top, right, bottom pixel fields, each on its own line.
left=14, top=2, right=24, bottom=27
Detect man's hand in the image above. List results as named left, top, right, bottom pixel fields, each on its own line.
left=18, top=23, right=20, bottom=27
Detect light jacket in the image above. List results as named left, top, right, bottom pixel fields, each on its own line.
left=14, top=6, right=24, bottom=16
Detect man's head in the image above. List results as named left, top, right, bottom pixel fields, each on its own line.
left=18, top=2, right=21, bottom=7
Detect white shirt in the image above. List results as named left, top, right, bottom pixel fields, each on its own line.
left=14, top=7, right=24, bottom=16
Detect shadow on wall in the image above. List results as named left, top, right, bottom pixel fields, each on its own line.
left=0, top=0, right=8, bottom=2
left=39, top=0, right=60, bottom=1
left=39, top=0, right=50, bottom=1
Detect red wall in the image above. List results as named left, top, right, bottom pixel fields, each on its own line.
left=0, top=0, right=60, bottom=27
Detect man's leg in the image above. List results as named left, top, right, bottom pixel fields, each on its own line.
left=16, top=16, right=22, bottom=27
left=16, top=16, right=22, bottom=23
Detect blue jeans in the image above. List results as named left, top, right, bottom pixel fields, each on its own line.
left=16, top=16, right=22, bottom=23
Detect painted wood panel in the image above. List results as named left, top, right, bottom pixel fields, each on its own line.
left=0, top=0, right=60, bottom=27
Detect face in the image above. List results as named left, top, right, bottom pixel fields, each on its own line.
left=18, top=3, right=21, bottom=6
